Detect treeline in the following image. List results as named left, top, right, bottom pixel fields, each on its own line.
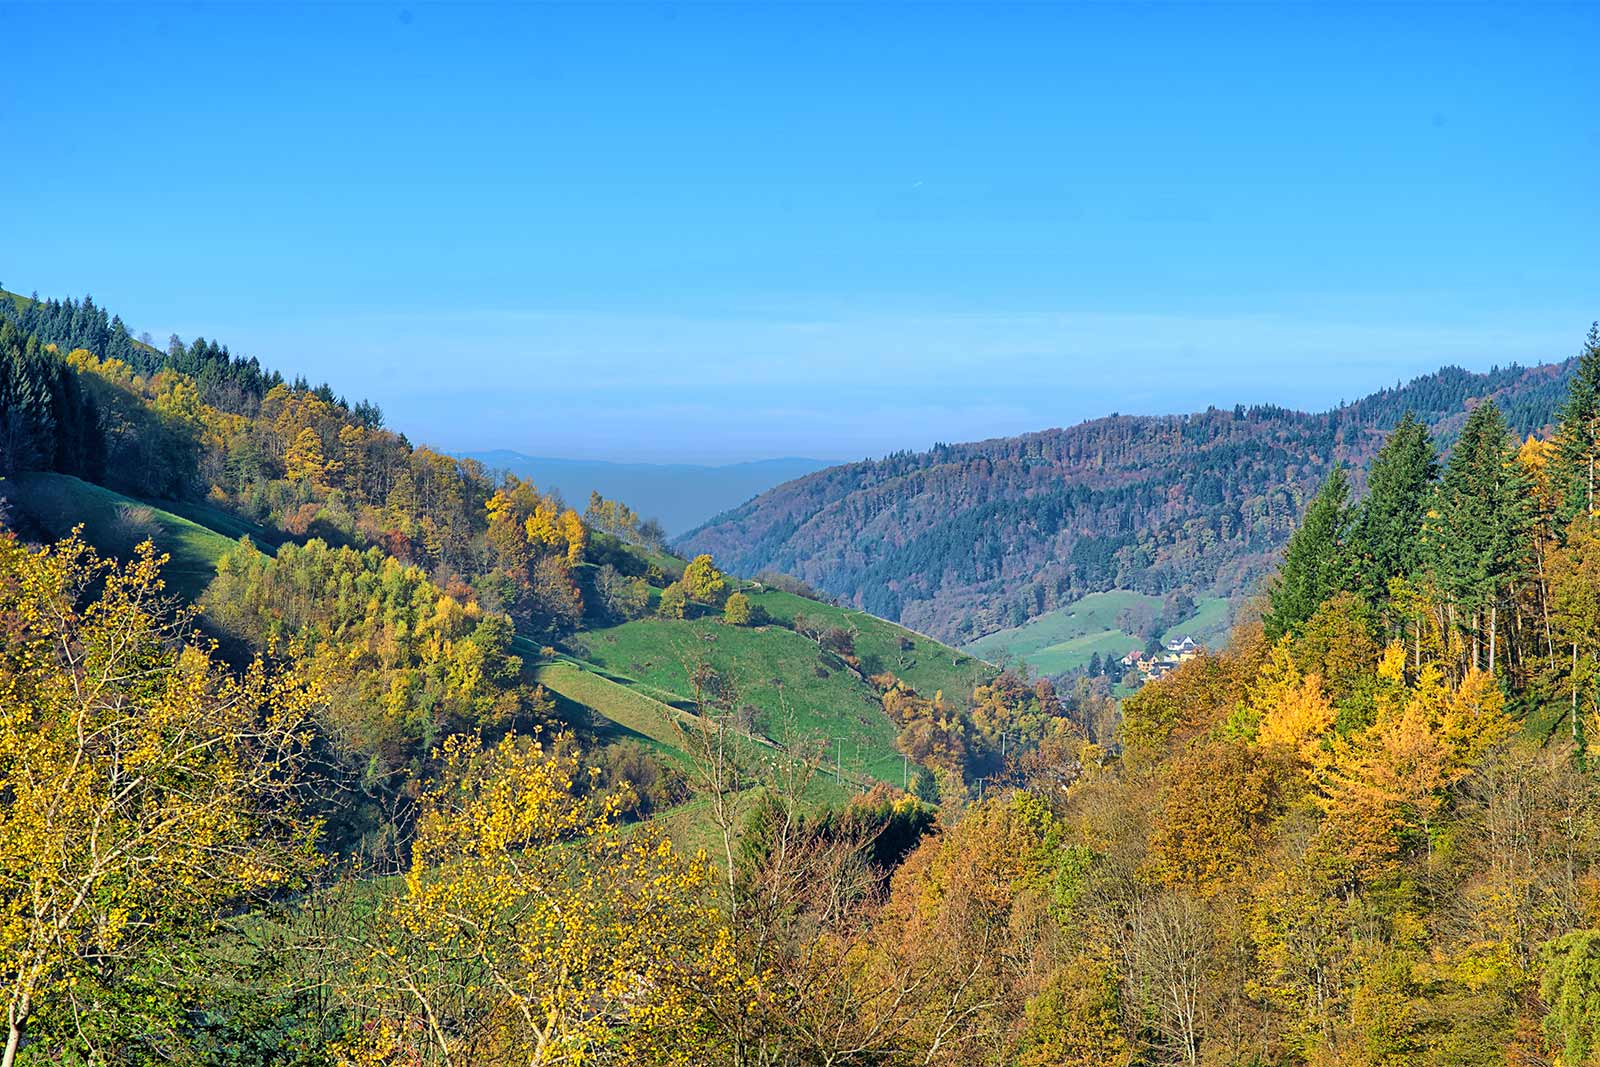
left=0, top=288, right=382, bottom=418
left=0, top=290, right=612, bottom=643
left=1266, top=324, right=1600, bottom=724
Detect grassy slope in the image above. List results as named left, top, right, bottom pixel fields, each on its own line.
left=536, top=661, right=853, bottom=802
left=577, top=616, right=905, bottom=783
left=1162, top=596, right=1232, bottom=646
left=153, top=497, right=280, bottom=549
left=2, top=472, right=238, bottom=601
left=536, top=661, right=702, bottom=752
left=744, top=588, right=994, bottom=697
left=963, top=590, right=1232, bottom=675
left=558, top=576, right=994, bottom=788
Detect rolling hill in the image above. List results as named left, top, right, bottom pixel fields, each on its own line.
left=678, top=359, right=1577, bottom=645
left=0, top=284, right=1001, bottom=802
left=567, top=584, right=994, bottom=785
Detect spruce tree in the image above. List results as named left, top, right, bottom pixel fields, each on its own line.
left=1426, top=400, right=1531, bottom=669
left=1266, top=465, right=1354, bottom=639
left=1552, top=323, right=1600, bottom=527
left=1350, top=411, right=1438, bottom=599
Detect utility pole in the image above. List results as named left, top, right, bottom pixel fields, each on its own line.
left=902, top=753, right=909, bottom=790
left=833, top=737, right=844, bottom=781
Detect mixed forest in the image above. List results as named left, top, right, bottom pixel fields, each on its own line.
left=680, top=358, right=1578, bottom=645
left=5, top=284, right=1600, bottom=1066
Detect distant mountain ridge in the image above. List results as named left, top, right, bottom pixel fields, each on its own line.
left=461, top=451, right=831, bottom=537
left=677, top=359, right=1577, bottom=645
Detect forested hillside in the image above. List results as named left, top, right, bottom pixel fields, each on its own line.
left=0, top=286, right=1021, bottom=834
left=680, top=358, right=1578, bottom=645
left=6, top=302, right=1600, bottom=1064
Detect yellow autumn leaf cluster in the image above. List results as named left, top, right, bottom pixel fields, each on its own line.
left=0, top=531, right=320, bottom=1056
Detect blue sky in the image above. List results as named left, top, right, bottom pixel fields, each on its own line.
left=3, top=2, right=1596, bottom=463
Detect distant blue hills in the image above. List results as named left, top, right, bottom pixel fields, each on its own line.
left=460, top=452, right=831, bottom=537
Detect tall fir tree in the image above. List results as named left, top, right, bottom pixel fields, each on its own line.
left=1426, top=400, right=1532, bottom=670
left=1551, top=323, right=1600, bottom=527
left=1350, top=411, right=1438, bottom=599
left=1266, top=464, right=1354, bottom=639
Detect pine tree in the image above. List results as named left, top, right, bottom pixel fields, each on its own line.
left=1350, top=412, right=1438, bottom=600
left=1551, top=323, right=1600, bottom=527
left=1266, top=465, right=1354, bottom=639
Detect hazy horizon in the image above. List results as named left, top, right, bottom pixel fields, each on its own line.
left=4, top=2, right=1596, bottom=464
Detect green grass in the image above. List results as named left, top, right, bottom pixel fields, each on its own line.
left=963, top=591, right=1233, bottom=676
left=536, top=661, right=702, bottom=753
left=1020, top=630, right=1144, bottom=676
left=964, top=590, right=1161, bottom=666
left=1162, top=596, right=1232, bottom=646
left=151, top=496, right=280, bottom=550
left=537, top=660, right=854, bottom=803
left=575, top=612, right=915, bottom=784
left=743, top=587, right=995, bottom=699
left=561, top=580, right=992, bottom=787
left=2, top=472, right=238, bottom=601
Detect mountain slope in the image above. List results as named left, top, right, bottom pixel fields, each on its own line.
left=464, top=451, right=830, bottom=537
left=0, top=285, right=989, bottom=796
left=678, top=359, right=1576, bottom=645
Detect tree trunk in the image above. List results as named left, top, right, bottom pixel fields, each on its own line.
left=3, top=992, right=28, bottom=1067
left=1574, top=641, right=1581, bottom=744
left=1478, top=604, right=1491, bottom=671
left=1538, top=542, right=1557, bottom=673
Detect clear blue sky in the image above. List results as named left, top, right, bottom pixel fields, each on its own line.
left=3, top=2, right=1596, bottom=463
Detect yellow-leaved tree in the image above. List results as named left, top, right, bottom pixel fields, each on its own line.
left=1315, top=662, right=1513, bottom=873
left=336, top=732, right=741, bottom=1066
left=682, top=554, right=727, bottom=603
left=0, top=532, right=320, bottom=1066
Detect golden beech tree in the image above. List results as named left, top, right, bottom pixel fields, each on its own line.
left=337, top=732, right=738, bottom=1066
left=0, top=532, right=320, bottom=1066
left=682, top=554, right=727, bottom=603
left=1145, top=740, right=1297, bottom=891
left=722, top=590, right=753, bottom=625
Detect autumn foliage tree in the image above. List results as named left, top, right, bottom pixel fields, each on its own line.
left=0, top=532, right=319, bottom=1065
left=723, top=590, right=752, bottom=625
left=682, top=553, right=727, bottom=604
left=336, top=731, right=736, bottom=1066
